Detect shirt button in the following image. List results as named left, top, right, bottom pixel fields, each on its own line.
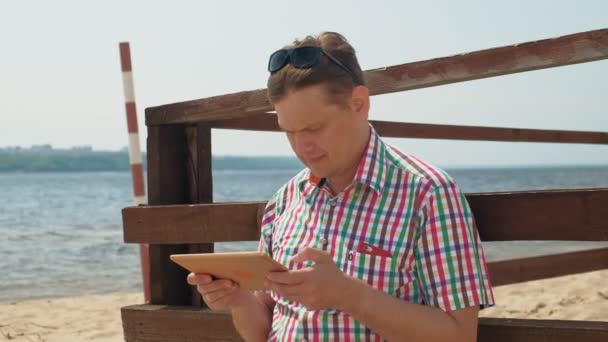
left=320, top=237, right=328, bottom=245
left=329, top=199, right=338, bottom=207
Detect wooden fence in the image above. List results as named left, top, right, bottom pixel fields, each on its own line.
left=121, top=28, right=608, bottom=341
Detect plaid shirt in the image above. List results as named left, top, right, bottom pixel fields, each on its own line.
left=258, top=126, right=494, bottom=341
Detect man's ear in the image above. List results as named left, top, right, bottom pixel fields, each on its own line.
left=351, top=86, right=370, bottom=119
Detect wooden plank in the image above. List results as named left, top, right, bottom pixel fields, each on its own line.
left=468, top=188, right=608, bottom=242
left=196, top=124, right=214, bottom=204
left=364, top=28, right=608, bottom=96
left=146, top=28, right=608, bottom=125
left=121, top=305, right=242, bottom=342
left=123, top=189, right=608, bottom=244
left=186, top=124, right=215, bottom=308
left=185, top=125, right=200, bottom=205
left=478, top=317, right=608, bottom=342
left=146, top=125, right=192, bottom=306
left=147, top=126, right=191, bottom=206
left=488, top=247, right=608, bottom=286
left=123, top=202, right=265, bottom=244
left=121, top=305, right=608, bottom=342
left=210, top=113, right=608, bottom=145
left=185, top=124, right=215, bottom=202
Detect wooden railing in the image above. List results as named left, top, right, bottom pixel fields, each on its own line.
left=121, top=28, right=608, bottom=342
left=123, top=188, right=608, bottom=288
left=145, top=29, right=608, bottom=125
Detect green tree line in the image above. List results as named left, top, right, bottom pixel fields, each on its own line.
left=0, top=151, right=303, bottom=172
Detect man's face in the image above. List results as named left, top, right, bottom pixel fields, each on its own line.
left=275, top=84, right=367, bottom=179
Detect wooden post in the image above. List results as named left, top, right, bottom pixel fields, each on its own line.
left=186, top=124, right=215, bottom=307
left=137, top=122, right=215, bottom=306
left=147, top=125, right=192, bottom=305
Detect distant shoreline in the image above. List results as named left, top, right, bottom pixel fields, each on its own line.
left=1, top=164, right=607, bottom=173
left=0, top=150, right=606, bottom=173
left=0, top=152, right=303, bottom=172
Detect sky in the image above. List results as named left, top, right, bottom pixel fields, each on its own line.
left=1, top=0, right=607, bottom=167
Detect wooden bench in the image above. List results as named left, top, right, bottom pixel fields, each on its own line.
left=121, top=28, right=608, bottom=341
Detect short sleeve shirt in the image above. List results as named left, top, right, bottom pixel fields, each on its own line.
left=258, top=126, right=494, bottom=341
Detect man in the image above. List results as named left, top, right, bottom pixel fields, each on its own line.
left=188, top=32, right=494, bottom=341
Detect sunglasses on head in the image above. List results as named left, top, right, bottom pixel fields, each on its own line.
left=267, top=46, right=357, bottom=81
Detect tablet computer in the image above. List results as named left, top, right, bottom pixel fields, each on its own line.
left=170, top=251, right=288, bottom=291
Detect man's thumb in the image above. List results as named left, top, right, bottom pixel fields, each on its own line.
left=289, top=247, right=329, bottom=265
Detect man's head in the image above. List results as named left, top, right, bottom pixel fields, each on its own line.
left=267, top=32, right=371, bottom=185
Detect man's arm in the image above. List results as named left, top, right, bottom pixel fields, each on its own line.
left=231, top=291, right=275, bottom=342
left=188, top=273, right=274, bottom=342
left=233, top=193, right=279, bottom=341
left=338, top=276, right=478, bottom=342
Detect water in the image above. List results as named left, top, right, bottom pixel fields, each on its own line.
left=1, top=166, right=607, bottom=303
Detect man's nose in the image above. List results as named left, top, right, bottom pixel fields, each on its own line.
left=294, top=133, right=316, bottom=154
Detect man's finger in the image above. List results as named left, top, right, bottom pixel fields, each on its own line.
left=272, top=282, right=308, bottom=298
left=289, top=247, right=331, bottom=265
left=266, top=270, right=306, bottom=285
left=187, top=273, right=213, bottom=285
left=204, top=287, right=237, bottom=304
left=197, top=279, right=236, bottom=294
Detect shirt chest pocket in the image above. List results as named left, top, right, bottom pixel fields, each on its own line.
left=346, top=246, right=399, bottom=295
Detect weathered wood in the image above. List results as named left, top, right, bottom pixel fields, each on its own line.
left=371, top=120, right=608, bottom=144
left=196, top=125, right=214, bottom=204
left=365, top=28, right=608, bottom=96
left=185, top=124, right=215, bottom=307
left=146, top=125, right=192, bottom=306
left=185, top=124, right=214, bottom=204
left=148, top=244, right=189, bottom=305
left=478, top=317, right=608, bottom=342
left=209, top=113, right=608, bottom=145
left=123, top=189, right=608, bottom=244
left=147, top=126, right=191, bottom=206
left=123, top=202, right=265, bottom=243
left=370, top=120, right=608, bottom=144
left=468, top=188, right=608, bottom=242
left=185, top=125, right=200, bottom=205
left=489, top=247, right=608, bottom=286
left=122, top=305, right=242, bottom=342
left=146, top=28, right=608, bottom=125
left=121, top=305, right=608, bottom=342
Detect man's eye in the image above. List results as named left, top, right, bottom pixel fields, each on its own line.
left=309, top=126, right=322, bottom=132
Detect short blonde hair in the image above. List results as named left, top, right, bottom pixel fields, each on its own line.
left=267, top=32, right=365, bottom=105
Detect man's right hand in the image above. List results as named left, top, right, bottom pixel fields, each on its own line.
left=187, top=273, right=251, bottom=311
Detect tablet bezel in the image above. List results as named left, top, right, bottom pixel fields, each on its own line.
left=170, top=251, right=288, bottom=291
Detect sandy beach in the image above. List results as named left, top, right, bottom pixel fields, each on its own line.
left=1, top=270, right=606, bottom=341
left=0, top=292, right=143, bottom=342
left=479, top=269, right=608, bottom=321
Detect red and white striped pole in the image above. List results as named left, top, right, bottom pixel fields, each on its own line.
left=119, top=42, right=150, bottom=303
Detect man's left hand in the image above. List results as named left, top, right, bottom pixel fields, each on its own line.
left=265, top=247, right=354, bottom=311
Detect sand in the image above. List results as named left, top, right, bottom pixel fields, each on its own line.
left=1, top=270, right=606, bottom=341
left=0, top=292, right=143, bottom=342
left=479, top=269, right=608, bottom=321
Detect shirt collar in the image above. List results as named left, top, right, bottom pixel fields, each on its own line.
left=352, top=125, right=386, bottom=194
left=299, top=125, right=387, bottom=195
